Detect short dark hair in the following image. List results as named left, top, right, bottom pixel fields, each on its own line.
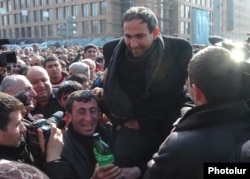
left=0, top=92, right=24, bottom=130
left=44, top=54, right=59, bottom=68
left=57, top=80, right=83, bottom=99
left=66, top=90, right=100, bottom=114
left=122, top=6, right=158, bottom=33
left=188, top=46, right=241, bottom=102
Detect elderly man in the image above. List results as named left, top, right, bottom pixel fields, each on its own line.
left=68, top=62, right=90, bottom=80
left=0, top=74, right=38, bottom=121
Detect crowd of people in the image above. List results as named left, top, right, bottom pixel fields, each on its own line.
left=0, top=6, right=250, bottom=179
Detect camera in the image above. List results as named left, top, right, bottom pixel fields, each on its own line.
left=0, top=51, right=17, bottom=67
left=28, top=111, right=65, bottom=143
left=26, top=111, right=65, bottom=169
left=15, top=91, right=29, bottom=106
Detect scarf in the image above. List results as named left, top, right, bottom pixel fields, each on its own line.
left=104, top=36, right=165, bottom=118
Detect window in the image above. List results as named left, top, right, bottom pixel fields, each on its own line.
left=181, top=5, right=184, bottom=18
left=100, top=19, right=106, bottom=33
left=42, top=10, right=49, bottom=21
left=185, top=6, right=190, bottom=18
left=82, top=21, right=89, bottom=34
left=21, top=27, right=25, bottom=37
left=21, top=1, right=25, bottom=8
left=7, top=0, right=11, bottom=11
left=91, top=20, right=99, bottom=33
left=15, top=28, right=19, bottom=38
left=82, top=4, right=89, bottom=17
left=34, top=0, right=40, bottom=7
left=34, top=26, right=39, bottom=37
left=72, top=5, right=77, bottom=17
left=21, top=10, right=28, bottom=23
left=41, top=0, right=46, bottom=6
left=64, top=6, right=69, bottom=18
left=47, top=0, right=52, bottom=5
left=48, top=9, right=53, bottom=20
left=14, top=0, right=19, bottom=10
left=14, top=14, right=19, bottom=24
left=41, top=25, right=46, bottom=37
left=2, top=15, right=7, bottom=26
left=180, top=21, right=184, bottom=34
left=27, top=27, right=32, bottom=37
left=57, top=7, right=63, bottom=20
left=34, top=11, right=40, bottom=22
left=100, top=1, right=106, bottom=15
left=48, top=24, right=53, bottom=36
left=8, top=14, right=13, bottom=25
left=91, top=2, right=98, bottom=16
left=9, top=29, right=13, bottom=39
left=27, top=0, right=31, bottom=8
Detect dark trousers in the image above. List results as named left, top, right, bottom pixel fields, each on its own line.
left=112, top=126, right=163, bottom=175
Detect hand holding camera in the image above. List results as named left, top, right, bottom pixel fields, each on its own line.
left=27, top=111, right=65, bottom=167
left=37, top=123, right=64, bottom=162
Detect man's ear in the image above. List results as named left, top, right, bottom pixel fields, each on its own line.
left=192, top=84, right=207, bottom=105
left=153, top=27, right=160, bottom=39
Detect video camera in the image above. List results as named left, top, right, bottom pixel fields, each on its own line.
left=26, top=111, right=65, bottom=169
left=28, top=111, right=65, bottom=141
left=0, top=39, right=16, bottom=67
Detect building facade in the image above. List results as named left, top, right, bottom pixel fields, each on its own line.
left=0, top=0, right=249, bottom=46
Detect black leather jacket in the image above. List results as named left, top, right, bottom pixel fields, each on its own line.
left=144, top=100, right=250, bottom=179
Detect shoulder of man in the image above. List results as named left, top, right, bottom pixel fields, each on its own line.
left=103, top=38, right=121, bottom=68
left=162, top=35, right=192, bottom=51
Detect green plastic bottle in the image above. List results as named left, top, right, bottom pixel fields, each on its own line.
left=93, top=132, right=114, bottom=166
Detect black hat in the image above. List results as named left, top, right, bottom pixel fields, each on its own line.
left=84, top=44, right=98, bottom=52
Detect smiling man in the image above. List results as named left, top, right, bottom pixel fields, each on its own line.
left=61, top=90, right=120, bottom=179
left=26, top=66, right=64, bottom=119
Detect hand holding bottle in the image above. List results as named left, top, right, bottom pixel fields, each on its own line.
left=91, top=163, right=121, bottom=179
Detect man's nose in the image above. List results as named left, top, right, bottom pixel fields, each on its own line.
left=130, top=38, right=139, bottom=48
